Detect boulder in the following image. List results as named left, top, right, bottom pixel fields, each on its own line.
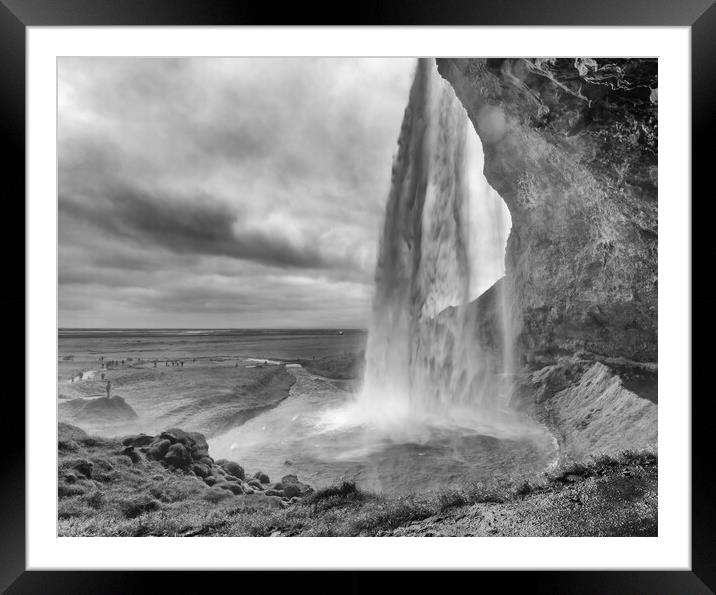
left=121, top=446, right=141, bottom=463
left=121, top=434, right=154, bottom=447
left=247, top=479, right=264, bottom=490
left=164, top=443, right=192, bottom=469
left=188, top=432, right=209, bottom=454
left=265, top=489, right=283, bottom=497
left=279, top=475, right=311, bottom=497
left=216, top=459, right=245, bottom=480
left=253, top=471, right=270, bottom=484
left=192, top=463, right=211, bottom=478
left=159, top=429, right=185, bottom=444
left=148, top=439, right=172, bottom=460
left=282, top=484, right=302, bottom=499
left=222, top=483, right=244, bottom=495
left=204, top=476, right=217, bottom=487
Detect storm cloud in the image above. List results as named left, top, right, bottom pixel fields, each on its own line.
left=59, top=58, right=414, bottom=328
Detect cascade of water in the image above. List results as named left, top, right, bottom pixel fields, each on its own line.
left=325, top=58, right=521, bottom=438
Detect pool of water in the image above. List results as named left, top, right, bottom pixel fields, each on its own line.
left=209, top=367, right=558, bottom=495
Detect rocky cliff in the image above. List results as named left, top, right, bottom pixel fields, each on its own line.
left=435, top=59, right=658, bottom=458
left=436, top=58, right=658, bottom=365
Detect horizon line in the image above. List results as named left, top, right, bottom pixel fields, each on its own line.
left=58, top=327, right=368, bottom=331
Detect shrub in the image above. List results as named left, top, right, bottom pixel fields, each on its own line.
left=204, top=487, right=232, bottom=504
left=514, top=481, right=534, bottom=497
left=84, top=490, right=106, bottom=509
left=58, top=483, right=85, bottom=499
left=308, top=481, right=362, bottom=503
left=119, top=495, right=160, bottom=519
left=436, top=489, right=468, bottom=511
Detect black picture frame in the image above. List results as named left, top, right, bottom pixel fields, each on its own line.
left=4, top=0, right=711, bottom=592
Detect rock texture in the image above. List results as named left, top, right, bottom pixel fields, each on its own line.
left=436, top=58, right=657, bottom=364
left=60, top=395, right=138, bottom=425
left=517, top=358, right=657, bottom=459
left=118, top=427, right=313, bottom=500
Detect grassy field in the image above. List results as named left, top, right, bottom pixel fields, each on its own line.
left=58, top=423, right=656, bottom=537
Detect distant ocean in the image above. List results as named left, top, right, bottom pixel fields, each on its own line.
left=58, top=328, right=367, bottom=362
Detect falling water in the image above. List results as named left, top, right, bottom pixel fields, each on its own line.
left=210, top=59, right=557, bottom=492
left=329, top=58, right=525, bottom=438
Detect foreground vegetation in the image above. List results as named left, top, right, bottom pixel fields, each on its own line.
left=58, top=423, right=656, bottom=537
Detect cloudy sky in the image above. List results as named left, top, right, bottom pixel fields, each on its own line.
left=59, top=58, right=415, bottom=328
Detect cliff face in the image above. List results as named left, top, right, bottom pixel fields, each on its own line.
left=436, top=59, right=657, bottom=364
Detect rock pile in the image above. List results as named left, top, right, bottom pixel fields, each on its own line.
left=120, top=428, right=313, bottom=503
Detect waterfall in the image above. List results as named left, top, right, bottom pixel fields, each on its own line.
left=325, top=59, right=523, bottom=439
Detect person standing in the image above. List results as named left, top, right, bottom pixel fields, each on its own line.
left=105, top=380, right=112, bottom=399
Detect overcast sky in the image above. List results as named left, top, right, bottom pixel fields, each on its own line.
left=59, top=58, right=415, bottom=329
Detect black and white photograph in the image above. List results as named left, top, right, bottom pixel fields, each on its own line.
left=56, top=56, right=658, bottom=538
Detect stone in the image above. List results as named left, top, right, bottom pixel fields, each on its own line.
left=253, top=471, right=270, bottom=484
left=279, top=474, right=311, bottom=497
left=121, top=446, right=141, bottom=463
left=282, top=484, right=301, bottom=498
left=148, top=439, right=171, bottom=460
left=222, top=483, right=244, bottom=495
left=164, top=443, right=192, bottom=469
left=247, top=479, right=264, bottom=490
left=192, top=463, right=211, bottom=478
left=159, top=429, right=190, bottom=445
left=265, top=489, right=283, bottom=497
left=217, top=460, right=245, bottom=480
left=121, top=434, right=154, bottom=447
left=204, top=476, right=217, bottom=486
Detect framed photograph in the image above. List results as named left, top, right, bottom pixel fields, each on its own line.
left=6, top=0, right=711, bottom=591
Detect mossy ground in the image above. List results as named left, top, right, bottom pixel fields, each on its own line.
left=58, top=423, right=656, bottom=537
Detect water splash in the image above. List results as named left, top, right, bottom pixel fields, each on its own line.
left=323, top=59, right=527, bottom=439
